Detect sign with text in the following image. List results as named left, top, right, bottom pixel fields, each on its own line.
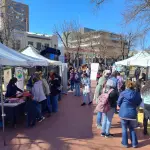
left=15, top=67, right=24, bottom=91
left=4, top=69, right=12, bottom=91
left=90, top=63, right=99, bottom=80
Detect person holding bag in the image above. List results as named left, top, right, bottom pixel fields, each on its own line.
left=81, top=73, right=92, bottom=106
left=95, top=79, right=118, bottom=137
left=94, top=70, right=110, bottom=129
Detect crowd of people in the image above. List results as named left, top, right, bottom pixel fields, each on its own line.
left=93, top=68, right=149, bottom=148
left=5, top=70, right=61, bottom=127
left=68, top=65, right=92, bottom=106
left=4, top=63, right=150, bottom=148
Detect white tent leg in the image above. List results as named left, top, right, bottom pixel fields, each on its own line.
left=0, top=66, right=6, bottom=146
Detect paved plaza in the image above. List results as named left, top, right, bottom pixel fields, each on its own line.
left=0, top=83, right=150, bottom=150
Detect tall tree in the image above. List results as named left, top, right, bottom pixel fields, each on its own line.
left=54, top=20, right=82, bottom=65
left=91, top=0, right=150, bottom=35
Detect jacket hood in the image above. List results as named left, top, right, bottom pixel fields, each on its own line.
left=123, top=89, right=136, bottom=101
left=34, top=80, right=42, bottom=85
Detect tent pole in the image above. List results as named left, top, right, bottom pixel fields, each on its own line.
left=0, top=66, right=6, bottom=146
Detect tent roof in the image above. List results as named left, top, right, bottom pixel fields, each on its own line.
left=115, top=51, right=150, bottom=66
left=130, top=55, right=150, bottom=67
left=22, top=45, right=62, bottom=66
left=0, top=43, right=48, bottom=66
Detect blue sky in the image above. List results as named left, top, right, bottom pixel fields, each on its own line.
left=22, top=0, right=126, bottom=34
left=16, top=0, right=149, bottom=49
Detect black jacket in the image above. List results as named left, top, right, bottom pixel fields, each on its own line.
left=49, top=78, right=61, bottom=96
left=5, top=83, right=23, bottom=98
left=108, top=89, right=119, bottom=108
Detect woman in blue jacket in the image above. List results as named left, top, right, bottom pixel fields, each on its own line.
left=118, top=80, right=142, bottom=148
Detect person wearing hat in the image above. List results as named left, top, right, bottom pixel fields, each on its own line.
left=94, top=70, right=110, bottom=129
left=118, top=80, right=142, bottom=148
left=101, top=79, right=118, bottom=138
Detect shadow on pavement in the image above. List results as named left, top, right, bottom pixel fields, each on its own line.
left=0, top=92, right=94, bottom=150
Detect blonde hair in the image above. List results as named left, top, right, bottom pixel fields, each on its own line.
left=126, top=80, right=135, bottom=89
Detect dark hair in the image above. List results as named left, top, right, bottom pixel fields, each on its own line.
left=135, top=80, right=141, bottom=92
left=83, top=73, right=88, bottom=77
left=117, top=72, right=120, bottom=76
left=111, top=71, right=117, bottom=77
left=141, top=80, right=150, bottom=95
left=33, top=77, right=39, bottom=83
left=9, top=77, right=17, bottom=85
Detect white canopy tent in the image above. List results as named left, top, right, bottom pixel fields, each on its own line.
left=0, top=43, right=49, bottom=145
left=115, top=51, right=150, bottom=66
left=0, top=43, right=48, bottom=66
left=130, top=55, right=150, bottom=67
left=21, top=45, right=62, bottom=66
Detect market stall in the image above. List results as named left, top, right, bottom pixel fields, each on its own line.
left=130, top=55, right=150, bottom=67
left=21, top=45, right=62, bottom=66
left=0, top=43, right=48, bottom=145
left=115, top=51, right=150, bottom=66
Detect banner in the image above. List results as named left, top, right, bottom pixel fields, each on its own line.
left=90, top=63, right=99, bottom=80
left=60, top=63, right=68, bottom=94
left=15, top=67, right=24, bottom=91
left=4, top=69, right=12, bottom=90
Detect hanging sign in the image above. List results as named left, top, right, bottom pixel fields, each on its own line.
left=90, top=63, right=99, bottom=80
left=15, top=67, right=24, bottom=91
left=4, top=69, right=12, bottom=91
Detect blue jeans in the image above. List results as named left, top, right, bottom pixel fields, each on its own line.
left=121, top=119, right=138, bottom=147
left=70, top=80, right=74, bottom=91
left=51, top=95, right=59, bottom=112
left=97, top=112, right=102, bottom=126
left=33, top=101, right=42, bottom=119
left=47, top=95, right=52, bottom=113
left=83, top=93, right=91, bottom=103
left=74, top=83, right=80, bottom=96
left=102, top=108, right=115, bottom=135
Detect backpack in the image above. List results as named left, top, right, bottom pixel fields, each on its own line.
left=94, top=88, right=113, bottom=113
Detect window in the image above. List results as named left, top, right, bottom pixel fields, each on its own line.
left=28, top=41, right=33, bottom=46
left=36, top=42, right=41, bottom=50
left=45, top=43, right=49, bottom=47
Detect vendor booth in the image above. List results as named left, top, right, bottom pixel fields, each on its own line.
left=21, top=45, right=62, bottom=66
left=21, top=45, right=67, bottom=94
left=0, top=43, right=49, bottom=145
left=115, top=51, right=150, bottom=66
left=130, top=55, right=150, bottom=67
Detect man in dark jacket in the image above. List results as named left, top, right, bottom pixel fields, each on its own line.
left=48, top=72, right=61, bottom=112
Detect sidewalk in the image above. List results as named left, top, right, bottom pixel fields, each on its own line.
left=0, top=81, right=149, bottom=150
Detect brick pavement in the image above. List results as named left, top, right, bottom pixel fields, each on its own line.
left=0, top=82, right=149, bottom=150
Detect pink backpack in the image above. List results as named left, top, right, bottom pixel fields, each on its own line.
left=95, top=88, right=113, bottom=113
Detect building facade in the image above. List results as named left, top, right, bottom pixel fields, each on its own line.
left=13, top=30, right=58, bottom=51
left=0, top=0, right=29, bottom=31
left=64, top=27, right=128, bottom=65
